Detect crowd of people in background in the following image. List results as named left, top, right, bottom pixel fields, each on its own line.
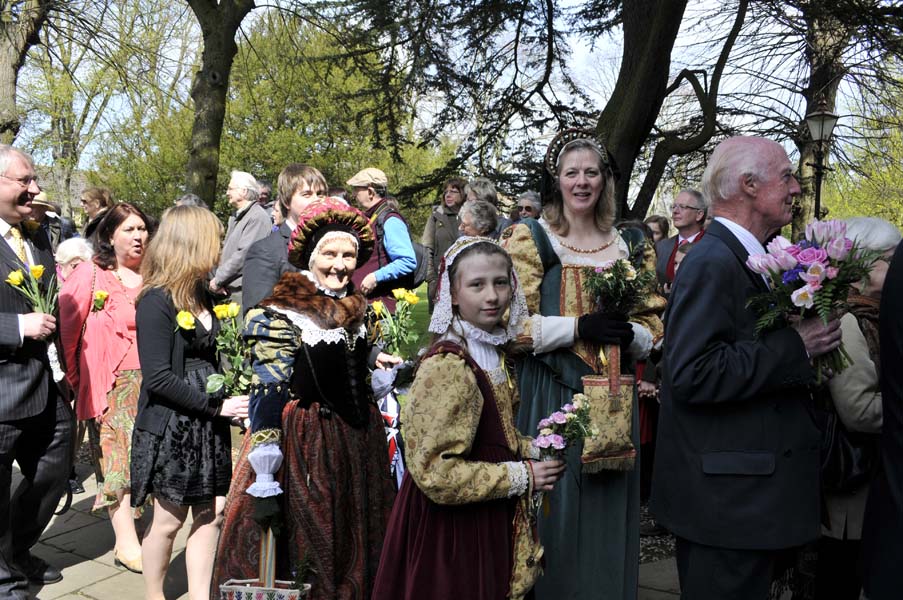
left=1, top=129, right=902, bottom=600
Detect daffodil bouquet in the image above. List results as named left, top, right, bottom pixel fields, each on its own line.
left=582, top=258, right=654, bottom=318
left=206, top=302, right=253, bottom=395
left=5, top=264, right=58, bottom=314
left=373, top=288, right=420, bottom=359
left=6, top=264, right=63, bottom=381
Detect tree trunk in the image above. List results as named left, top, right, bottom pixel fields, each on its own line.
left=595, top=0, right=689, bottom=219
left=0, top=1, right=51, bottom=144
left=185, top=0, right=254, bottom=206
left=792, top=0, right=850, bottom=238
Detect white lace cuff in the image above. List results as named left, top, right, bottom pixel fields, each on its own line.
left=506, top=461, right=530, bottom=498
left=246, top=443, right=284, bottom=498
left=628, top=322, right=653, bottom=361
left=534, top=316, right=576, bottom=354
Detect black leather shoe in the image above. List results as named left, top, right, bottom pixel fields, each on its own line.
left=17, top=554, right=63, bottom=585
left=68, top=477, right=85, bottom=495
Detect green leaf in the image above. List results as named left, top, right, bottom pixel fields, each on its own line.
left=206, top=374, right=225, bottom=394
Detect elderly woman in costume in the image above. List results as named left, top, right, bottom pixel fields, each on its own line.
left=501, top=129, right=664, bottom=600
left=212, top=198, right=397, bottom=600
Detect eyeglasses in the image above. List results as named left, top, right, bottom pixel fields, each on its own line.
left=670, top=203, right=702, bottom=212
left=0, top=173, right=38, bottom=187
left=517, top=205, right=538, bottom=212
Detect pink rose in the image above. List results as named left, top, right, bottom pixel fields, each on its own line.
left=562, top=403, right=575, bottom=413
left=796, top=246, right=828, bottom=267
left=784, top=244, right=802, bottom=258
left=549, top=434, right=566, bottom=450
left=532, top=435, right=552, bottom=449
left=826, top=266, right=839, bottom=280
left=537, top=418, right=552, bottom=430
left=550, top=411, right=568, bottom=425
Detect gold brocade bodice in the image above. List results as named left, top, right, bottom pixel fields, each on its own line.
left=559, top=264, right=609, bottom=373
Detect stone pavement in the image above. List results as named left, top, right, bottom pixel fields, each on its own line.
left=26, top=464, right=680, bottom=599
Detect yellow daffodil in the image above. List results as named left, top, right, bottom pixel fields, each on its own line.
left=176, top=310, right=196, bottom=330
left=213, top=304, right=230, bottom=320
left=29, top=264, right=45, bottom=279
left=92, top=289, right=109, bottom=311
left=5, top=270, right=24, bottom=286
left=372, top=300, right=385, bottom=316
left=404, top=292, right=419, bottom=305
left=227, top=302, right=240, bottom=318
left=392, top=288, right=407, bottom=300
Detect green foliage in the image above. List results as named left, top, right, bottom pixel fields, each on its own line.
left=206, top=301, right=253, bottom=395
left=581, top=258, right=655, bottom=318
left=217, top=11, right=459, bottom=229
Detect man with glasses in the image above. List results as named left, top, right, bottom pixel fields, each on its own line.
left=654, top=189, right=707, bottom=288
left=0, top=145, right=73, bottom=595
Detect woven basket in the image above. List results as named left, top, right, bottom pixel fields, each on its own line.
left=220, top=579, right=310, bottom=599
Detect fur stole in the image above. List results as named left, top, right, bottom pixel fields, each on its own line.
left=261, top=272, right=367, bottom=331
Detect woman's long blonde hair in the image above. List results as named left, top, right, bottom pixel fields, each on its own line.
left=140, top=205, right=224, bottom=314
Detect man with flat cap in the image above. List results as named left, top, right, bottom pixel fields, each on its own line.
left=347, top=167, right=416, bottom=307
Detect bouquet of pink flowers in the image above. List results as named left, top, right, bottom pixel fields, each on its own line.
left=532, top=394, right=595, bottom=459
left=746, top=220, right=881, bottom=381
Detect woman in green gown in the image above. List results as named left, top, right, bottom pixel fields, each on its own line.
left=501, top=129, right=664, bottom=599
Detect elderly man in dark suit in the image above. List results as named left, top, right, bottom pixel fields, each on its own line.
left=654, top=189, right=706, bottom=289
left=0, top=145, right=73, bottom=596
left=650, top=136, right=843, bottom=599
left=242, top=163, right=332, bottom=314
left=860, top=241, right=903, bottom=600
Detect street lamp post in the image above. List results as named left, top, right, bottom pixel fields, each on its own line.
left=805, top=104, right=840, bottom=220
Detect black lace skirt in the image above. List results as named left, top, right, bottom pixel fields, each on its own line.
left=131, top=360, right=232, bottom=506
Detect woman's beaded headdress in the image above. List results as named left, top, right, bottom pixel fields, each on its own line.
left=543, top=128, right=613, bottom=176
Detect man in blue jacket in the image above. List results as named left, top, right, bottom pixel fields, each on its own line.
left=347, top=168, right=416, bottom=306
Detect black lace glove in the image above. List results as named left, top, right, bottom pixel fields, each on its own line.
left=576, top=312, right=635, bottom=348
left=252, top=495, right=283, bottom=536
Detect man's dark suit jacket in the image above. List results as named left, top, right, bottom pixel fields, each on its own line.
left=241, top=223, right=298, bottom=315
left=654, top=234, right=677, bottom=285
left=650, top=219, right=821, bottom=550
left=860, top=241, right=903, bottom=599
left=0, top=225, right=55, bottom=421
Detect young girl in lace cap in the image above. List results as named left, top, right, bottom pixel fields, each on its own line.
left=372, top=237, right=565, bottom=600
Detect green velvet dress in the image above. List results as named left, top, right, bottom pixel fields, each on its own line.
left=502, top=219, right=664, bottom=600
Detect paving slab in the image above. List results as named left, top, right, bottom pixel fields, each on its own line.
left=29, top=542, right=120, bottom=599
left=639, top=557, right=680, bottom=594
